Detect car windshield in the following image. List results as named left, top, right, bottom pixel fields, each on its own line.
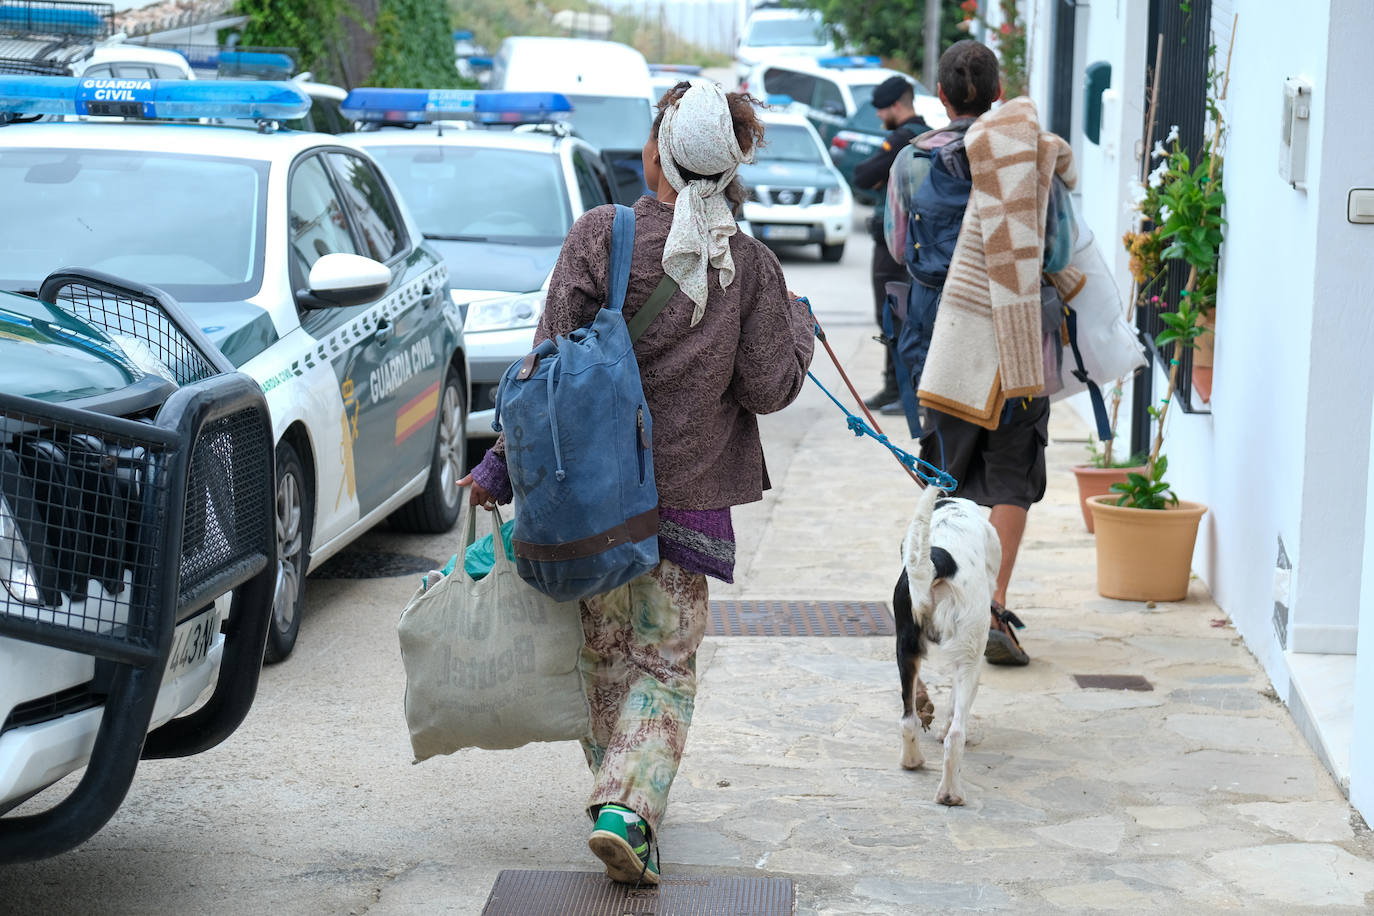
left=367, top=145, right=572, bottom=245
left=564, top=95, right=653, bottom=150
left=0, top=149, right=267, bottom=301
left=849, top=80, right=934, bottom=133
left=746, top=16, right=825, bottom=47
left=758, top=124, right=824, bottom=164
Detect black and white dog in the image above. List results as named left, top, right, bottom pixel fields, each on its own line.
left=893, top=483, right=1001, bottom=806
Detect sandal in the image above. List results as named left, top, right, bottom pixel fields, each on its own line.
left=986, top=601, right=1029, bottom=666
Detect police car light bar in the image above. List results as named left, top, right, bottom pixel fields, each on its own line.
left=817, top=55, right=882, bottom=69
left=765, top=94, right=794, bottom=107
left=0, top=75, right=311, bottom=121
left=341, top=89, right=572, bottom=125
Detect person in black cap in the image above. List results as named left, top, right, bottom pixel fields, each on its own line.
left=855, top=75, right=928, bottom=413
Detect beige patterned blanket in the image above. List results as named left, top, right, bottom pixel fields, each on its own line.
left=917, top=97, right=1079, bottom=429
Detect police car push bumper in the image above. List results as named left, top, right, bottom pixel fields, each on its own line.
left=0, top=76, right=311, bottom=122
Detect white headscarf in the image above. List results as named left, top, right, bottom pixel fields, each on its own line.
left=655, top=81, right=752, bottom=326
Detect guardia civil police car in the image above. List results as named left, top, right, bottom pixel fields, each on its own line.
left=344, top=89, right=626, bottom=442
left=0, top=76, right=469, bottom=662
left=0, top=270, right=275, bottom=861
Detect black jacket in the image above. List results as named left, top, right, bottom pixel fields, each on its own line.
left=853, top=115, right=929, bottom=190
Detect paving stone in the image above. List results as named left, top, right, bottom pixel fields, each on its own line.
left=947, top=821, right=1038, bottom=851
left=1056, top=690, right=1166, bottom=712
left=1162, top=712, right=1300, bottom=752
left=1166, top=687, right=1266, bottom=711
left=1033, top=815, right=1126, bottom=854
left=852, top=878, right=1011, bottom=910
left=1108, top=858, right=1224, bottom=894
left=1115, top=749, right=1319, bottom=796
left=1125, top=805, right=1207, bottom=830
left=1039, top=879, right=1155, bottom=909
left=763, top=845, right=856, bottom=876
left=1135, top=826, right=1264, bottom=857
left=1203, top=843, right=1374, bottom=907
left=656, top=823, right=744, bottom=868
left=1230, top=801, right=1356, bottom=842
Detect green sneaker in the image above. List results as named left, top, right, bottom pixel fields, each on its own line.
left=589, top=804, right=660, bottom=886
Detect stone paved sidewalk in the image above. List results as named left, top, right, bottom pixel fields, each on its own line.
left=656, top=356, right=1374, bottom=913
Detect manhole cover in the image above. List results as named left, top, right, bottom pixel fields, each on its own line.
left=310, top=550, right=442, bottom=580
left=708, top=600, right=894, bottom=636
left=1073, top=674, right=1154, bottom=691
left=482, top=870, right=794, bottom=915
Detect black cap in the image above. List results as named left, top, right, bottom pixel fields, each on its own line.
left=871, top=75, right=911, bottom=109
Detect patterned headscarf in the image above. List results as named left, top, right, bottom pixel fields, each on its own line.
left=655, top=81, right=752, bottom=325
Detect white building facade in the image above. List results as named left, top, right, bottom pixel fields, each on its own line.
left=1016, top=0, right=1374, bottom=823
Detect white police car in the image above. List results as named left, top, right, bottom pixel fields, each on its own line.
left=0, top=76, right=469, bottom=662
left=344, top=89, right=624, bottom=443
left=739, top=107, right=853, bottom=262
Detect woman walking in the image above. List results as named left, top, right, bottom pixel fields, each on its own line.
left=458, top=80, right=815, bottom=885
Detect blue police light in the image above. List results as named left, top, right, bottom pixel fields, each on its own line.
left=467, top=56, right=493, bottom=69
left=0, top=3, right=105, bottom=37
left=0, top=76, right=311, bottom=121
left=341, top=89, right=572, bottom=125
left=453, top=29, right=474, bottom=41
left=817, top=55, right=882, bottom=69
left=765, top=94, right=794, bottom=107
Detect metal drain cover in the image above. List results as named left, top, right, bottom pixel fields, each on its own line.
left=310, top=550, right=442, bottom=580
left=482, top=870, right=794, bottom=915
left=709, top=600, right=894, bottom=636
left=1074, top=674, right=1154, bottom=691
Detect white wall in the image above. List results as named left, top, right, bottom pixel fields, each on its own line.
left=1287, top=0, right=1374, bottom=654
left=1353, top=396, right=1374, bottom=823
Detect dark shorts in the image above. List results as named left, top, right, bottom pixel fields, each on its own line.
left=918, top=398, right=1051, bottom=509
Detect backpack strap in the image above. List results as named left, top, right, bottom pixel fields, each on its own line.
left=1063, top=305, right=1115, bottom=442
left=626, top=275, right=679, bottom=344
left=607, top=204, right=636, bottom=314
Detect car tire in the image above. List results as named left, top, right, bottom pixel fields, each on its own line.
left=265, top=440, right=312, bottom=664
left=390, top=364, right=467, bottom=534
left=820, top=241, right=846, bottom=263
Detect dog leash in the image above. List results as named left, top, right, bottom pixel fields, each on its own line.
left=800, top=297, right=958, bottom=492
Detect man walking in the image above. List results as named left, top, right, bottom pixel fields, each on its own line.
left=855, top=75, right=927, bottom=413
left=886, top=40, right=1076, bottom=666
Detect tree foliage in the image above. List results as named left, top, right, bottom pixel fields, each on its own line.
left=371, top=0, right=463, bottom=88
left=238, top=0, right=348, bottom=82
left=796, top=0, right=967, bottom=79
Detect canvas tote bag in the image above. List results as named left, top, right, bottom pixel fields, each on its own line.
left=397, top=504, right=591, bottom=761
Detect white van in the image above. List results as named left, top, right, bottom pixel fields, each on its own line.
left=490, top=36, right=655, bottom=203
left=71, top=44, right=196, bottom=81
left=735, top=9, right=833, bottom=82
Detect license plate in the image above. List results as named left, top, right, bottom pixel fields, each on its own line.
left=762, top=225, right=810, bottom=241
left=165, top=606, right=221, bottom=680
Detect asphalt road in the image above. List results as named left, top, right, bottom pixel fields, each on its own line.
left=0, top=207, right=888, bottom=915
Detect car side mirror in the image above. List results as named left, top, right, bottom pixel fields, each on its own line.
left=297, top=253, right=390, bottom=309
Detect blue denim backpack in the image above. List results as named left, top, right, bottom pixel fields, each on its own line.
left=492, top=204, right=677, bottom=602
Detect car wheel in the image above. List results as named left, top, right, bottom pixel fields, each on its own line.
left=820, top=241, right=845, bottom=263
left=391, top=364, right=467, bottom=534
left=265, top=440, right=312, bottom=664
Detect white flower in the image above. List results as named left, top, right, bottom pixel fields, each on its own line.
left=1148, top=161, right=1168, bottom=189
left=1127, top=180, right=1148, bottom=205
left=1160, top=203, right=1174, bottom=222
left=1152, top=140, right=1167, bottom=160
left=1165, top=124, right=1180, bottom=144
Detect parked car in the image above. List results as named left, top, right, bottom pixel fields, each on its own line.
left=0, top=270, right=275, bottom=862
left=738, top=107, right=853, bottom=261
left=489, top=36, right=655, bottom=202
left=346, top=89, right=623, bottom=446
left=741, top=55, right=947, bottom=203
left=0, top=75, right=469, bottom=662
left=734, top=8, right=833, bottom=83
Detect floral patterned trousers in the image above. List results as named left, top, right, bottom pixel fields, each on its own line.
left=579, top=559, right=709, bottom=836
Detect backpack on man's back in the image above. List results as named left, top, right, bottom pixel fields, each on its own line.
left=492, top=204, right=675, bottom=602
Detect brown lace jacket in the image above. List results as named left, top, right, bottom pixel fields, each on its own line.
left=484, top=196, right=815, bottom=510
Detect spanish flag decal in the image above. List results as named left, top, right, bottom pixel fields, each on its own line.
left=395, top=380, right=440, bottom=445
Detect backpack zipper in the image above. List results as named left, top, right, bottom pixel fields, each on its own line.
left=636, top=407, right=648, bottom=484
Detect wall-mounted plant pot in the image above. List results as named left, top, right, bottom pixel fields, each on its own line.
left=1071, top=465, right=1145, bottom=533
left=1087, top=496, right=1207, bottom=601
left=1194, top=312, right=1216, bottom=369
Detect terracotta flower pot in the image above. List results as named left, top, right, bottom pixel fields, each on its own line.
left=1087, top=495, right=1207, bottom=602
left=1071, top=465, right=1146, bottom=533
left=1194, top=312, right=1216, bottom=369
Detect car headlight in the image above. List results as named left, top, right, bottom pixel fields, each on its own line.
left=822, top=186, right=845, bottom=204
left=464, top=292, right=546, bottom=333
left=0, top=492, right=43, bottom=606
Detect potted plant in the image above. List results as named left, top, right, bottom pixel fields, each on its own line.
left=1071, top=424, right=1146, bottom=534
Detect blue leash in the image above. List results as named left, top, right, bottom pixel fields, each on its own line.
left=799, top=297, right=959, bottom=492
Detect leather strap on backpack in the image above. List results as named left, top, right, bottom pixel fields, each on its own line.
left=626, top=275, right=679, bottom=344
